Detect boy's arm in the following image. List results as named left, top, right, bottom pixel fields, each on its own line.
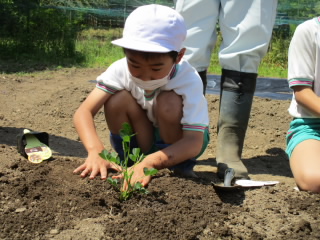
left=293, top=86, right=320, bottom=117
left=146, top=130, right=204, bottom=169
left=73, top=88, right=118, bottom=179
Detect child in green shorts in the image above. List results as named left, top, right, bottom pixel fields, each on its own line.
left=286, top=17, right=320, bottom=193
left=73, top=4, right=210, bottom=188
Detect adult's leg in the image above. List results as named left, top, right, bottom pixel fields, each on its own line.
left=216, top=0, right=277, bottom=179
left=219, top=0, right=278, bottom=73
left=175, top=0, right=220, bottom=94
left=216, top=69, right=257, bottom=179
left=290, top=139, right=320, bottom=193
left=104, top=90, right=153, bottom=153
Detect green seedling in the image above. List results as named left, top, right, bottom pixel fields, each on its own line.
left=99, top=122, right=158, bottom=201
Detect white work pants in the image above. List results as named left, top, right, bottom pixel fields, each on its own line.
left=175, top=0, right=278, bottom=73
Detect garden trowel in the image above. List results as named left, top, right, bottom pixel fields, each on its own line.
left=212, top=167, right=279, bottom=190
left=212, top=168, right=239, bottom=190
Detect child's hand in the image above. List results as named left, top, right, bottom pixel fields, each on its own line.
left=73, top=153, right=120, bottom=180
left=112, top=162, right=153, bottom=190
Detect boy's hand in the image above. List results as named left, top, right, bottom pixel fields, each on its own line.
left=112, top=162, right=153, bottom=190
left=73, top=154, right=120, bottom=180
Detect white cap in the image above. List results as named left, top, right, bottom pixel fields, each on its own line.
left=112, top=4, right=186, bottom=53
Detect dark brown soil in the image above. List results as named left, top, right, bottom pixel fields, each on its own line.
left=1, top=68, right=320, bottom=240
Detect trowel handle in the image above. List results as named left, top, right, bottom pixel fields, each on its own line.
left=224, top=168, right=235, bottom=187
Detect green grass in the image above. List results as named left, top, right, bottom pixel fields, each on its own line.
left=206, top=34, right=288, bottom=79
left=75, top=28, right=288, bottom=79
left=1, top=28, right=289, bottom=79
left=75, top=28, right=124, bottom=68
left=208, top=52, right=287, bottom=79
left=258, top=61, right=287, bottom=79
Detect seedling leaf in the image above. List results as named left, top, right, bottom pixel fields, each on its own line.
left=120, top=122, right=133, bottom=137
left=107, top=177, right=118, bottom=187
left=129, top=154, right=137, bottom=162
left=109, top=152, right=120, bottom=164
left=134, top=182, right=148, bottom=194
left=133, top=182, right=142, bottom=190
left=144, top=167, right=158, bottom=176
left=122, top=135, right=130, bottom=143
left=132, top=148, right=140, bottom=156
left=99, top=149, right=120, bottom=164
left=99, top=149, right=110, bottom=160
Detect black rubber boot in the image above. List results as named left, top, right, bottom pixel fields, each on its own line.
left=198, top=70, right=207, bottom=95
left=216, top=69, right=257, bottom=180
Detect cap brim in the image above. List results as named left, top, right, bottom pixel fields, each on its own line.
left=112, top=38, right=174, bottom=53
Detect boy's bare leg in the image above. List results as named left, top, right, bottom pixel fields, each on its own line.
left=104, top=90, right=154, bottom=153
left=290, top=139, right=320, bottom=193
left=154, top=91, right=197, bottom=178
left=155, top=91, right=183, bottom=143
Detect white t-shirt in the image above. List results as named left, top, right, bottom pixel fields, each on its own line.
left=288, top=17, right=320, bottom=118
left=96, top=58, right=209, bottom=132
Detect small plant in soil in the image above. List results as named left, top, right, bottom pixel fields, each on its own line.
left=99, top=122, right=158, bottom=201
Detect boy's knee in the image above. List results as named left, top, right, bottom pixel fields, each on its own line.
left=156, top=91, right=182, bottom=117
left=112, top=90, right=132, bottom=100
left=105, top=90, right=133, bottom=110
left=297, top=173, right=320, bottom=193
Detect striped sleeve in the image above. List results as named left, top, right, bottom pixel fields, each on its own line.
left=96, top=82, right=120, bottom=95
left=95, top=58, right=127, bottom=94
left=287, top=20, right=315, bottom=90
left=182, top=124, right=208, bottom=132
left=288, top=78, right=313, bottom=89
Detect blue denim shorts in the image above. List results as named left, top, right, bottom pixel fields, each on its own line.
left=286, top=118, right=320, bottom=158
